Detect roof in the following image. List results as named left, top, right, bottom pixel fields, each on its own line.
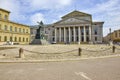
left=0, top=8, right=10, bottom=13
left=0, top=19, right=29, bottom=27
left=93, top=21, right=104, bottom=24
left=61, top=10, right=91, bottom=19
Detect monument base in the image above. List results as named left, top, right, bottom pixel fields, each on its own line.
left=30, top=39, right=50, bottom=45
left=30, top=39, right=42, bottom=44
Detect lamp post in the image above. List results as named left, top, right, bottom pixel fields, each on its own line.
left=109, top=28, right=113, bottom=45
left=109, top=28, right=111, bottom=41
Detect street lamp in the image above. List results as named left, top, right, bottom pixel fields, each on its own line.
left=109, top=28, right=111, bottom=41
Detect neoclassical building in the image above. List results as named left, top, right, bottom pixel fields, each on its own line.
left=0, top=8, right=30, bottom=45
left=31, top=10, right=104, bottom=44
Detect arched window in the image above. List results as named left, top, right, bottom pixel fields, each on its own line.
left=19, top=37, right=21, bottom=42
left=10, top=36, right=12, bottom=41
left=23, top=38, right=25, bottom=42
left=0, top=36, right=1, bottom=41
left=4, top=36, right=7, bottom=41
left=15, top=37, right=17, bottom=42
left=0, top=24, right=1, bottom=30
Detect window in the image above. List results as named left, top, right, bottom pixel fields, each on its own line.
left=19, top=37, right=21, bottom=42
left=15, top=37, right=17, bottom=42
left=94, top=29, right=97, bottom=35
left=26, top=29, right=28, bottom=33
left=86, top=29, right=89, bottom=35
left=23, top=38, right=25, bottom=42
left=115, top=32, right=117, bottom=38
left=19, top=28, right=21, bottom=33
left=95, top=37, right=97, bottom=41
left=10, top=37, right=12, bottom=41
left=0, top=24, right=1, bottom=30
left=26, top=38, right=28, bottom=42
left=15, top=27, right=17, bottom=32
left=4, top=15, right=8, bottom=20
left=4, top=36, right=7, bottom=41
left=10, top=26, right=12, bottom=32
left=87, top=37, right=89, bottom=42
left=4, top=25, right=8, bottom=31
left=23, top=29, right=25, bottom=33
left=81, top=29, right=84, bottom=35
left=0, top=13, right=1, bottom=19
left=0, top=36, right=1, bottom=41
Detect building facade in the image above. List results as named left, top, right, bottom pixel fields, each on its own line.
left=0, top=8, right=30, bottom=45
left=104, top=29, right=120, bottom=43
left=31, top=10, right=104, bottom=44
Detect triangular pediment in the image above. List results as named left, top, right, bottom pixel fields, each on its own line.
left=62, top=10, right=91, bottom=19
left=54, top=18, right=90, bottom=25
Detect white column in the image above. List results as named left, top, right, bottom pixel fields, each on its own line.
left=78, top=26, right=81, bottom=43
left=73, top=27, right=76, bottom=42
left=59, top=27, right=61, bottom=42
left=69, top=27, right=71, bottom=42
left=64, top=27, right=66, bottom=42
left=84, top=26, right=86, bottom=42
left=55, top=28, right=57, bottom=42
left=89, top=26, right=91, bottom=42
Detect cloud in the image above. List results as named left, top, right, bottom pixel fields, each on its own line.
left=30, top=13, right=45, bottom=25
left=84, top=0, right=120, bottom=36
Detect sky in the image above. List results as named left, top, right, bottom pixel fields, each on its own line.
left=0, top=0, right=120, bottom=36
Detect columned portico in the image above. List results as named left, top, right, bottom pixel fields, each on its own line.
left=54, top=25, right=90, bottom=43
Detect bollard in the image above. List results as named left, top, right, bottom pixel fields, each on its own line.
left=19, top=48, right=24, bottom=58
left=78, top=48, right=82, bottom=56
left=112, top=46, right=115, bottom=53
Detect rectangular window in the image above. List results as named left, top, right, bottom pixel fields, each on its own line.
left=95, top=37, right=97, bottom=41
left=19, top=37, right=21, bottom=42
left=0, top=13, right=1, bottom=19
left=4, top=15, right=8, bottom=20
left=26, top=29, right=28, bottom=33
left=19, top=28, right=21, bottom=33
left=115, top=32, right=117, bottom=38
left=4, top=36, right=7, bottom=41
left=10, top=26, right=12, bottom=32
left=23, top=29, right=25, bottom=33
left=4, top=25, right=8, bottom=31
left=15, top=27, right=17, bottom=32
left=26, top=38, right=28, bottom=42
left=0, top=24, right=1, bottom=30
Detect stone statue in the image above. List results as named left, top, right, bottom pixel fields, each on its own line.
left=35, top=21, right=44, bottom=39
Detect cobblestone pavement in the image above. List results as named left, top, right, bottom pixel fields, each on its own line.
left=0, top=44, right=120, bottom=60
left=0, top=56, right=120, bottom=80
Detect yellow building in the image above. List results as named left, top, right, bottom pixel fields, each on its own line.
left=104, top=29, right=120, bottom=42
left=0, top=8, right=30, bottom=45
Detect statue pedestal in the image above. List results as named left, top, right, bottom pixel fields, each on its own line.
left=31, top=39, right=42, bottom=44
